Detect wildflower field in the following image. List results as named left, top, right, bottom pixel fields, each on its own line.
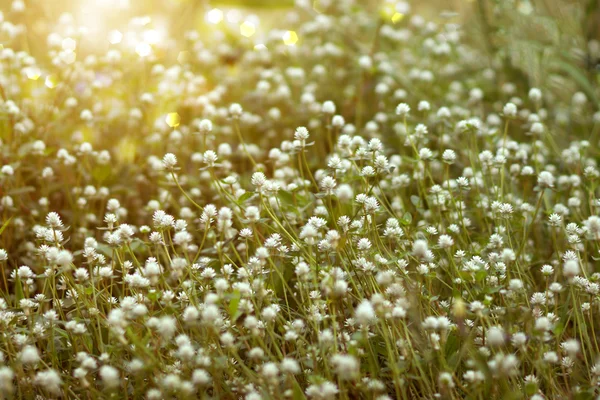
left=2, top=0, right=600, bottom=398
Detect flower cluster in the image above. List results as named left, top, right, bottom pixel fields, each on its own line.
left=0, top=0, right=600, bottom=399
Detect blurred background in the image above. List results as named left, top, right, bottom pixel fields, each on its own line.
left=1, top=0, right=598, bottom=135
left=1, top=0, right=596, bottom=69
left=1, top=0, right=474, bottom=57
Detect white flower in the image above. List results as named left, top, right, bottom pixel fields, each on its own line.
left=330, top=354, right=359, bottom=380
left=355, top=300, right=375, bottom=326
left=99, top=365, right=120, bottom=389
left=442, top=149, right=456, bottom=163
left=356, top=238, right=371, bottom=251
left=198, top=119, right=213, bottom=133
left=162, top=153, right=178, bottom=169
left=537, top=171, right=555, bottom=188
left=503, top=102, right=517, bottom=117
left=563, top=260, right=580, bottom=279
left=251, top=172, right=267, bottom=187
left=438, top=234, right=454, bottom=248
left=322, top=101, right=336, bottom=114
left=396, top=103, right=410, bottom=117
left=34, top=369, right=62, bottom=394
left=203, top=150, right=218, bottom=166
left=20, top=345, right=40, bottom=364
left=46, top=212, right=63, bottom=228
left=229, top=103, right=243, bottom=117
left=320, top=176, right=336, bottom=194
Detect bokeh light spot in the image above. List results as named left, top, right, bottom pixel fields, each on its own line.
left=135, top=42, right=152, bottom=57
left=26, top=68, right=41, bottom=80
left=108, top=30, right=123, bottom=44
left=392, top=12, right=404, bottom=23
left=45, top=75, right=58, bottom=89
left=283, top=31, right=298, bottom=46
left=166, top=112, right=181, bottom=128
left=206, top=8, right=223, bottom=24
left=240, top=21, right=256, bottom=38
left=62, top=37, right=77, bottom=52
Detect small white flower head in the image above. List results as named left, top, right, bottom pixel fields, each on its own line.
left=203, top=151, right=218, bottom=167
left=355, top=300, right=376, bottom=326
left=46, top=212, right=63, bottom=228
left=548, top=213, right=562, bottom=227
left=251, top=172, right=267, bottom=187
left=306, top=381, right=338, bottom=399
left=281, top=358, right=300, bottom=375
left=192, top=369, right=211, bottom=386
left=99, top=365, right=120, bottom=389
left=322, top=101, right=336, bottom=114
left=537, top=171, right=555, bottom=188
left=572, top=92, right=587, bottom=107
left=229, top=103, right=243, bottom=117
left=412, top=239, right=429, bottom=258
left=419, top=148, right=433, bottom=160
left=561, top=339, right=580, bottom=358
left=330, top=354, right=360, bottom=380
left=541, top=264, right=554, bottom=276
left=503, top=102, right=517, bottom=118
left=162, top=153, right=178, bottom=170
left=20, top=345, right=40, bottom=365
left=418, top=100, right=431, bottom=112
left=1, top=165, right=14, bottom=175
left=396, top=103, right=410, bottom=117
left=563, top=259, right=580, bottom=279
left=442, top=149, right=456, bottom=164
left=486, top=326, right=505, bottom=346
left=438, top=372, right=455, bottom=389
left=534, top=317, right=552, bottom=332
left=261, top=362, right=279, bottom=379
left=80, top=109, right=93, bottom=121
left=320, top=176, right=337, bottom=194
left=358, top=55, right=372, bottom=69
left=198, top=119, right=213, bottom=133
left=530, top=122, right=544, bottom=135
left=34, top=369, right=63, bottom=395
left=294, top=127, right=310, bottom=142
left=529, top=87, right=542, bottom=103
left=332, top=115, right=345, bottom=128
left=438, top=234, right=454, bottom=248
left=356, top=238, right=372, bottom=251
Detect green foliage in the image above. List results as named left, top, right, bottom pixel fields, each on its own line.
left=476, top=0, right=599, bottom=105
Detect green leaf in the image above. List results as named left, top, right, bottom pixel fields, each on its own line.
left=7, top=187, right=35, bottom=196
left=553, top=321, right=565, bottom=336
left=525, top=381, right=538, bottom=396
left=444, top=332, right=460, bottom=361
left=147, top=291, right=160, bottom=302
left=277, top=190, right=295, bottom=206
left=92, top=165, right=112, bottom=183
left=237, top=191, right=255, bottom=204
left=475, top=269, right=487, bottom=282
left=401, top=212, right=412, bottom=225
left=96, top=244, right=114, bottom=258
left=15, top=276, right=24, bottom=303
left=129, top=238, right=146, bottom=252
left=0, top=216, right=12, bottom=236
left=410, top=195, right=422, bottom=208
left=228, top=290, right=242, bottom=320
left=292, top=379, right=306, bottom=400
left=552, top=60, right=600, bottom=107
